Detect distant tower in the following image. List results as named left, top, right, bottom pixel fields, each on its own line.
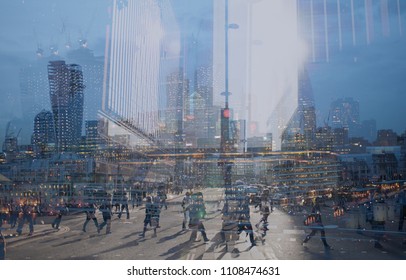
left=67, top=46, right=104, bottom=127
left=165, top=70, right=189, bottom=135
left=102, top=0, right=180, bottom=147
left=330, top=97, right=360, bottom=137
left=48, top=60, right=84, bottom=152
left=32, top=110, right=56, bottom=156
left=281, top=66, right=316, bottom=151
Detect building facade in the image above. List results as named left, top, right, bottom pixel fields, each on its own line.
left=48, top=61, right=84, bottom=152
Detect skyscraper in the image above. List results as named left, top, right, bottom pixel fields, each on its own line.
left=102, top=0, right=180, bottom=148
left=330, top=97, right=360, bottom=137
left=281, top=66, right=316, bottom=151
left=31, top=110, right=55, bottom=156
left=48, top=60, right=84, bottom=152
left=165, top=70, right=189, bottom=135
left=67, top=46, right=104, bottom=128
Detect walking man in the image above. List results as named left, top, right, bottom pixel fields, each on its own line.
left=51, top=204, right=68, bottom=230
left=188, top=192, right=209, bottom=243
left=0, top=230, right=5, bottom=260
left=99, top=199, right=112, bottom=234
left=237, top=195, right=256, bottom=246
left=255, top=204, right=271, bottom=237
left=302, top=199, right=331, bottom=249
left=16, top=203, right=35, bottom=236
left=140, top=196, right=160, bottom=238
left=181, top=192, right=191, bottom=230
left=82, top=202, right=100, bottom=234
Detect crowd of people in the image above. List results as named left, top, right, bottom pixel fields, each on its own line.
left=2, top=182, right=406, bottom=260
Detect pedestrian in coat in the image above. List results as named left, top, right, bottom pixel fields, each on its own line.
left=302, top=201, right=331, bottom=249
left=99, top=200, right=112, bottom=234
left=82, top=203, right=100, bottom=234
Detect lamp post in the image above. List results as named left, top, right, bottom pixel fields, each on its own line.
left=220, top=0, right=235, bottom=187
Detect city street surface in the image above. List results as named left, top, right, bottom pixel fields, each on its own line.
left=3, top=187, right=406, bottom=260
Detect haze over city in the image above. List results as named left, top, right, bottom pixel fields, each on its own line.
left=0, top=0, right=405, bottom=146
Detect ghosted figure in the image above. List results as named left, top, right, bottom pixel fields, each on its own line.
left=181, top=192, right=191, bottom=230
left=82, top=203, right=100, bottom=234
left=256, top=204, right=271, bottom=237
left=302, top=201, right=331, bottom=249
left=99, top=200, right=113, bottom=234
left=237, top=196, right=256, bottom=246
left=188, top=192, right=209, bottom=243
left=16, top=204, right=35, bottom=236
left=51, top=204, right=68, bottom=230
left=366, top=197, right=386, bottom=249
left=0, top=230, right=5, bottom=260
left=140, top=196, right=160, bottom=238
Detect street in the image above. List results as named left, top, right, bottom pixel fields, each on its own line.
left=3, top=188, right=406, bottom=260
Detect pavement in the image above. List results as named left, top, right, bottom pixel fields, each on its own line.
left=0, top=221, right=70, bottom=246
left=1, top=190, right=266, bottom=260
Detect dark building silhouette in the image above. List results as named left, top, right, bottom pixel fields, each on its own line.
left=282, top=66, right=316, bottom=151
left=31, top=110, right=55, bottom=156
left=48, top=60, right=84, bottom=152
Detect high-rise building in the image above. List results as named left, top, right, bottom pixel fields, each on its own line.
left=281, top=67, right=316, bottom=151
left=360, top=119, right=377, bottom=143
left=297, top=0, right=403, bottom=63
left=31, top=110, right=55, bottom=156
left=19, top=56, right=56, bottom=144
left=102, top=0, right=180, bottom=149
left=165, top=70, right=189, bottom=135
left=375, top=129, right=398, bottom=146
left=330, top=97, right=360, bottom=137
left=67, top=46, right=104, bottom=129
left=85, top=120, right=102, bottom=151
left=48, top=60, right=84, bottom=152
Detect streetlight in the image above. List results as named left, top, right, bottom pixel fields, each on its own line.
left=246, top=0, right=264, bottom=139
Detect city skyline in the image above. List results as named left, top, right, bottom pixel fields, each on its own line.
left=0, top=0, right=406, bottom=148
left=2, top=0, right=406, bottom=264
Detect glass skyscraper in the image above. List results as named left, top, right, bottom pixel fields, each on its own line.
left=48, top=60, right=84, bottom=152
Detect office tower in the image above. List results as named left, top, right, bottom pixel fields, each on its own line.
left=165, top=70, right=189, bottom=135
left=48, top=60, right=84, bottom=152
left=330, top=97, right=360, bottom=136
left=19, top=58, right=52, bottom=144
left=375, top=129, right=398, bottom=146
left=194, top=66, right=216, bottom=139
left=31, top=110, right=55, bottom=156
left=281, top=67, right=316, bottom=151
left=67, top=46, right=104, bottom=128
left=102, top=0, right=180, bottom=148
left=360, top=119, right=377, bottom=143
left=85, top=120, right=102, bottom=151
left=297, top=0, right=402, bottom=62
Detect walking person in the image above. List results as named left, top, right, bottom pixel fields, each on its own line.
left=112, top=191, right=120, bottom=213
left=8, top=203, right=18, bottom=228
left=16, top=203, right=35, bottom=236
left=302, top=199, right=331, bottom=249
left=397, top=190, right=406, bottom=229
left=118, top=191, right=129, bottom=219
left=396, top=190, right=406, bottom=244
left=254, top=188, right=271, bottom=210
left=188, top=192, right=209, bottom=243
left=255, top=204, right=271, bottom=237
left=158, top=189, right=168, bottom=210
left=51, top=204, right=68, bottom=230
left=366, top=196, right=386, bottom=248
left=82, top=202, right=100, bottom=234
left=99, top=199, right=112, bottom=234
left=0, top=229, right=5, bottom=260
left=140, top=196, right=160, bottom=238
left=181, top=192, right=191, bottom=230
left=237, top=195, right=256, bottom=246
